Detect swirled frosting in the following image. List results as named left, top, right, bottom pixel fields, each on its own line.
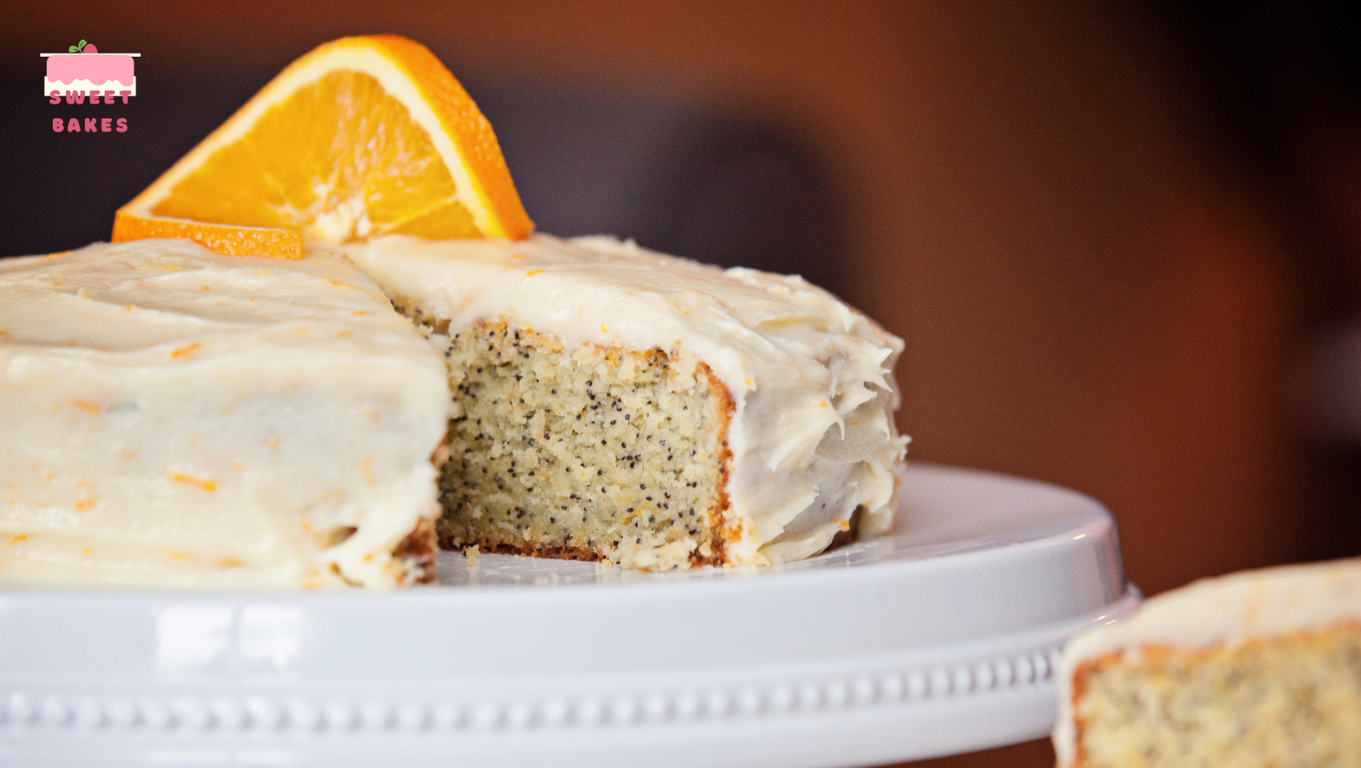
left=0, top=239, right=449, bottom=588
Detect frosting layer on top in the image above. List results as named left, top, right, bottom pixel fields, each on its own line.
left=342, top=234, right=908, bottom=565
left=0, top=239, right=449, bottom=588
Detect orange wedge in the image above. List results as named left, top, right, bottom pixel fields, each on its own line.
left=113, top=35, right=533, bottom=259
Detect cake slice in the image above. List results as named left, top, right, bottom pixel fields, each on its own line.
left=341, top=233, right=908, bottom=570
left=1055, top=558, right=1361, bottom=767
left=0, top=239, right=449, bottom=588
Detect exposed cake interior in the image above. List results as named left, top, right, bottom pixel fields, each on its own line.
left=1073, top=624, right=1361, bottom=767
left=404, top=312, right=733, bottom=570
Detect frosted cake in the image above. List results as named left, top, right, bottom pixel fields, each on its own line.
left=1055, top=558, right=1361, bottom=767
left=0, top=239, right=448, bottom=588
left=342, top=233, right=908, bottom=570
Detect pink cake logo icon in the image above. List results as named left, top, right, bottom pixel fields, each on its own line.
left=42, top=40, right=138, bottom=100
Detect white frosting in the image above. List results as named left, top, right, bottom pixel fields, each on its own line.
left=0, top=239, right=449, bottom=588
left=341, top=233, right=908, bottom=566
left=44, top=78, right=137, bottom=97
left=1054, top=558, right=1361, bottom=766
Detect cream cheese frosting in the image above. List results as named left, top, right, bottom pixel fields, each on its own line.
left=0, top=239, right=449, bottom=588
left=340, top=233, right=909, bottom=566
left=1054, top=558, right=1361, bottom=766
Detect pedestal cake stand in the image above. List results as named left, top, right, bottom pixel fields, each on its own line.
left=0, top=464, right=1138, bottom=767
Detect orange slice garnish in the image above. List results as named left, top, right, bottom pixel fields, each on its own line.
left=112, top=35, right=532, bottom=259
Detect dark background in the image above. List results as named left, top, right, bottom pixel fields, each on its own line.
left=4, top=2, right=1361, bottom=765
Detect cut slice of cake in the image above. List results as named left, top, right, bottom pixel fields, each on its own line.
left=0, top=239, right=449, bottom=588
left=341, top=233, right=908, bottom=570
left=1055, top=558, right=1361, bottom=767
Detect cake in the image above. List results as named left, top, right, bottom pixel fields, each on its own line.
left=0, top=239, right=449, bottom=588
left=340, top=232, right=908, bottom=570
left=1054, top=558, right=1361, bottom=767
left=13, top=35, right=908, bottom=584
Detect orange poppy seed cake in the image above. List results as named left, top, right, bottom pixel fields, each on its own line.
left=1054, top=558, right=1361, bottom=767
left=0, top=239, right=449, bottom=587
left=0, top=36, right=907, bottom=585
left=341, top=233, right=908, bottom=570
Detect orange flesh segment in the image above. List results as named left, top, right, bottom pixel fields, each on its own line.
left=149, top=71, right=478, bottom=240
left=112, top=35, right=533, bottom=258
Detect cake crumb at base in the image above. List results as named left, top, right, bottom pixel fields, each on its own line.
left=388, top=516, right=439, bottom=585
left=464, top=545, right=480, bottom=568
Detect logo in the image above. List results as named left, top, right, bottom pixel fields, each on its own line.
left=42, top=40, right=137, bottom=133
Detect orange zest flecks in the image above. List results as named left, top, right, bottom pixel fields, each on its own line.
left=525, top=269, right=544, bottom=277
left=170, top=472, right=217, bottom=492
left=165, top=550, right=189, bottom=560
left=73, top=498, right=96, bottom=511
left=170, top=342, right=202, bottom=359
left=69, top=399, right=100, bottom=414
left=6, top=534, right=28, bottom=546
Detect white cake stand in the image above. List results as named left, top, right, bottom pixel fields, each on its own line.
left=0, top=464, right=1137, bottom=767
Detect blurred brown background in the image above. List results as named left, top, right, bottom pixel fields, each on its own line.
left=4, top=2, right=1361, bottom=765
